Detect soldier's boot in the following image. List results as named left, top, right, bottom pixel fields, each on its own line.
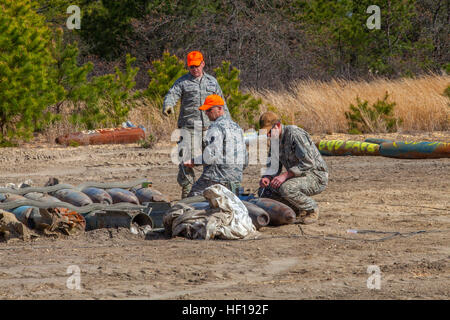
left=295, top=207, right=319, bottom=225
left=181, top=184, right=192, bottom=199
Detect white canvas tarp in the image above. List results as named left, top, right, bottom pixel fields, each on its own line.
left=163, top=184, right=258, bottom=240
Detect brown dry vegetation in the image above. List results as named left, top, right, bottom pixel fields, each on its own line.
left=40, top=75, right=450, bottom=145
left=128, top=99, right=179, bottom=140
left=250, top=75, right=450, bottom=134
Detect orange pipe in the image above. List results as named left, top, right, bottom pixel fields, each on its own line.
left=56, top=127, right=145, bottom=146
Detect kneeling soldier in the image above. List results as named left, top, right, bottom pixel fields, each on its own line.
left=184, top=94, right=248, bottom=196
left=258, top=112, right=328, bottom=224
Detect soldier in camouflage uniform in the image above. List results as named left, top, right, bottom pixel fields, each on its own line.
left=258, top=112, right=328, bottom=224
left=183, top=94, right=248, bottom=196
left=163, top=51, right=230, bottom=198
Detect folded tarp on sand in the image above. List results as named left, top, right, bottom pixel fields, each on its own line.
left=163, top=184, right=258, bottom=240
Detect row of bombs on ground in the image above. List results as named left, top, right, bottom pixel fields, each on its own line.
left=0, top=181, right=170, bottom=232
left=0, top=182, right=299, bottom=232
left=0, top=185, right=169, bottom=207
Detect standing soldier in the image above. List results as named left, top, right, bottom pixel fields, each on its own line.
left=258, top=112, right=328, bottom=224
left=163, top=51, right=230, bottom=198
left=183, top=94, right=247, bottom=196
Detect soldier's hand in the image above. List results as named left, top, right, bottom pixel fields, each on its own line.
left=260, top=177, right=271, bottom=188
left=163, top=106, right=174, bottom=116
left=270, top=174, right=288, bottom=189
left=270, top=171, right=293, bottom=189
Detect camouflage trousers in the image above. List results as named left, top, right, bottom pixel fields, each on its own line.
left=187, top=178, right=241, bottom=197
left=258, top=171, right=328, bottom=213
left=176, top=128, right=207, bottom=196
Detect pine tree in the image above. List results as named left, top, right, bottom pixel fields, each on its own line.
left=78, top=0, right=151, bottom=59
left=143, top=52, right=188, bottom=108
left=100, top=54, right=139, bottom=126
left=214, top=61, right=262, bottom=129
left=0, top=0, right=61, bottom=145
left=294, top=0, right=421, bottom=76
left=32, top=27, right=93, bottom=133
left=345, top=92, right=401, bottom=133
left=50, top=28, right=93, bottom=114
left=45, top=27, right=140, bottom=130
left=70, top=54, right=139, bottom=129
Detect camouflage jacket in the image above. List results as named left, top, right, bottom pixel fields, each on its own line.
left=198, top=115, right=248, bottom=184
left=264, top=125, right=328, bottom=179
left=163, top=72, right=230, bottom=129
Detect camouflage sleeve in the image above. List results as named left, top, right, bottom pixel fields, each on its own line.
left=162, top=79, right=183, bottom=113
left=288, top=134, right=316, bottom=176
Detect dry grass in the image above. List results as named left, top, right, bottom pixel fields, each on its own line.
left=42, top=115, right=82, bottom=144
left=38, top=98, right=179, bottom=145
left=39, top=102, right=84, bottom=145
left=127, top=98, right=179, bottom=143
left=249, top=75, right=450, bottom=134
left=37, top=75, right=449, bottom=146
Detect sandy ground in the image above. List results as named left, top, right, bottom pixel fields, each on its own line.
left=0, top=132, right=449, bottom=300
